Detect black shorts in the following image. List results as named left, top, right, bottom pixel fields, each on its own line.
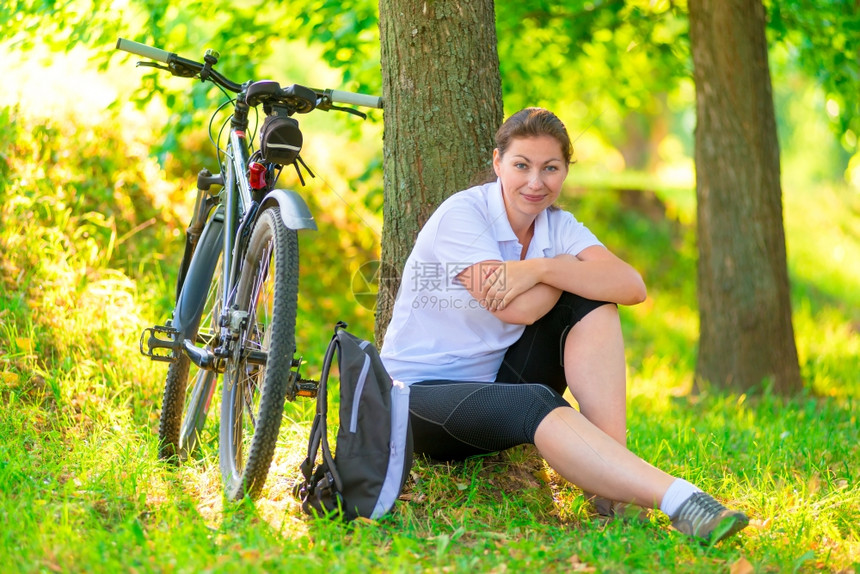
left=409, top=292, right=611, bottom=460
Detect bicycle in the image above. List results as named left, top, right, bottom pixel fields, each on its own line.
left=118, top=38, right=382, bottom=500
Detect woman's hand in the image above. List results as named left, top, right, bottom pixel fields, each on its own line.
left=481, top=259, right=542, bottom=311
left=457, top=260, right=561, bottom=324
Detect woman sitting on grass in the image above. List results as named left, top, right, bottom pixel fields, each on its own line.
left=379, top=107, right=748, bottom=544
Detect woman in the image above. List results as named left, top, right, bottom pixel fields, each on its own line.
left=379, top=108, right=748, bottom=544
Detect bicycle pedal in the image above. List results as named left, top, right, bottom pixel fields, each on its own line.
left=140, top=326, right=181, bottom=362
left=295, top=378, right=319, bottom=399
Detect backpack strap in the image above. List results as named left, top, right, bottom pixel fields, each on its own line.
left=316, top=325, right=343, bottom=493
left=294, top=322, right=347, bottom=516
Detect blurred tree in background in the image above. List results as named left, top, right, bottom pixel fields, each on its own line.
left=689, top=0, right=801, bottom=393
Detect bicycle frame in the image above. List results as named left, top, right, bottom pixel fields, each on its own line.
left=173, top=98, right=317, bottom=374
left=143, top=79, right=317, bottom=372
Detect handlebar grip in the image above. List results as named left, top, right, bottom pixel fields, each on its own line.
left=115, top=38, right=173, bottom=64
left=329, top=89, right=383, bottom=109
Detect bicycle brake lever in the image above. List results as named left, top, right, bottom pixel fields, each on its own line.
left=136, top=61, right=171, bottom=71
left=136, top=60, right=198, bottom=78
left=328, top=104, right=367, bottom=119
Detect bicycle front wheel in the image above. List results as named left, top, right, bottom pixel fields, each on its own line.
left=220, top=206, right=298, bottom=500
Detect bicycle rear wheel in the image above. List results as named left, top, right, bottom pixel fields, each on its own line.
left=220, top=206, right=298, bottom=500
left=158, top=220, right=224, bottom=463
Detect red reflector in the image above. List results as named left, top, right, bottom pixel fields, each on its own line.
left=249, top=162, right=267, bottom=189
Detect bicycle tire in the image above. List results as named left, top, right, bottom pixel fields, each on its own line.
left=158, top=221, right=224, bottom=463
left=220, top=206, right=298, bottom=500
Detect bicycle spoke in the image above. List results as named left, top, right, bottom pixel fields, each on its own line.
left=248, top=241, right=274, bottom=350
left=227, top=239, right=274, bottom=474
left=243, top=380, right=258, bottom=430
left=232, top=388, right=243, bottom=467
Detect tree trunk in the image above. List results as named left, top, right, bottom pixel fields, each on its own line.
left=688, top=0, right=802, bottom=393
left=376, top=0, right=503, bottom=343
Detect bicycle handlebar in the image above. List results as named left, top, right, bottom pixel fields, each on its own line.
left=116, top=38, right=173, bottom=64
left=327, top=90, right=383, bottom=110
left=115, top=38, right=384, bottom=110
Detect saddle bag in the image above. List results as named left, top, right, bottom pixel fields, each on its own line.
left=259, top=113, right=302, bottom=166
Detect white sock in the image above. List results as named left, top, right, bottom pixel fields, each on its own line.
left=659, top=479, right=702, bottom=518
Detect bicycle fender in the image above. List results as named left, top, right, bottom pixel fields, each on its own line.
left=260, top=188, right=318, bottom=231
left=173, top=216, right=225, bottom=337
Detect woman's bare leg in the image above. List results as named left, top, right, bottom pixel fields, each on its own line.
left=563, top=304, right=628, bottom=446
left=535, top=407, right=749, bottom=544
left=534, top=406, right=674, bottom=508
left=562, top=304, right=629, bottom=511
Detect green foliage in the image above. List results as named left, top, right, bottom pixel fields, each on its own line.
left=767, top=0, right=860, bottom=152
left=2, top=0, right=377, bottom=164
left=6, top=0, right=856, bottom=173
left=292, top=0, right=380, bottom=89
left=0, top=105, right=178, bottom=447
left=1, top=0, right=124, bottom=53
left=496, top=1, right=689, bottom=113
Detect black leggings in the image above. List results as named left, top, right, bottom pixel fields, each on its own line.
left=409, top=292, right=611, bottom=460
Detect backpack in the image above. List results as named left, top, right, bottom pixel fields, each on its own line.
left=294, top=323, right=413, bottom=520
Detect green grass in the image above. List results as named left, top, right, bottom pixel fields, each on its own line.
left=1, top=102, right=859, bottom=573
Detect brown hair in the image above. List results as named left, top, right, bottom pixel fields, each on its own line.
left=472, top=107, right=574, bottom=185
left=496, top=107, right=573, bottom=165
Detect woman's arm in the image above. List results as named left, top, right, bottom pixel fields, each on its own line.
left=456, top=261, right=562, bottom=325
left=483, top=246, right=647, bottom=307
left=458, top=245, right=646, bottom=324
left=457, top=246, right=645, bottom=324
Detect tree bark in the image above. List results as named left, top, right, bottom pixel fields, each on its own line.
left=688, top=0, right=802, bottom=393
left=376, top=0, right=503, bottom=343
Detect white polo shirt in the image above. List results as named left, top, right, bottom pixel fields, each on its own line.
left=380, top=180, right=602, bottom=384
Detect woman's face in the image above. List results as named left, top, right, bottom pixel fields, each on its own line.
left=493, top=135, right=568, bottom=221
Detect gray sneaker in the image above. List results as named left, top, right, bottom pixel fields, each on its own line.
left=670, top=492, right=749, bottom=544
